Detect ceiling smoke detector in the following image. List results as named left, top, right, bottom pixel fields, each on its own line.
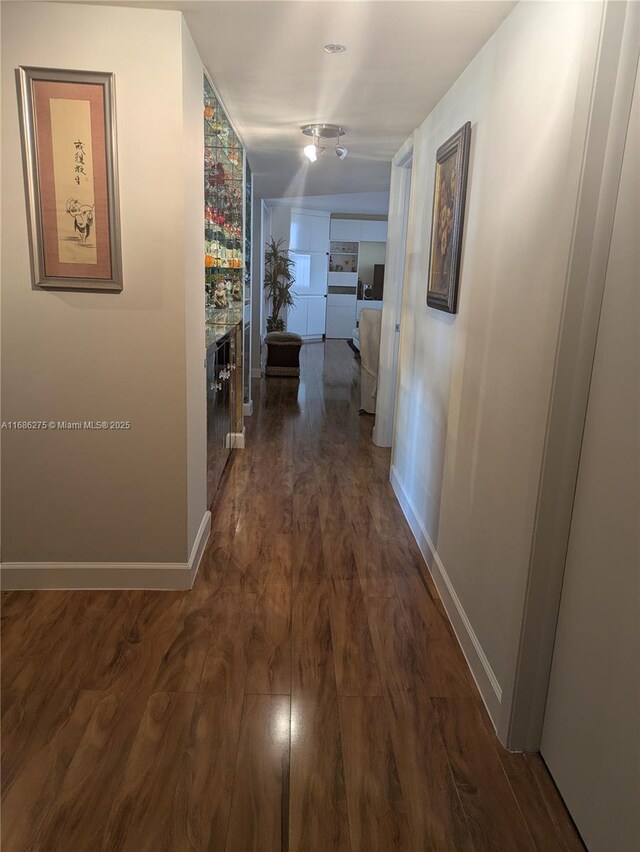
left=301, top=124, right=347, bottom=162
left=323, top=43, right=346, bottom=54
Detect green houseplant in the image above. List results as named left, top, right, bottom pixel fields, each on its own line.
left=264, top=237, right=296, bottom=332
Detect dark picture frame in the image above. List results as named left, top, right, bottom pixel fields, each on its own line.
left=426, top=121, right=471, bottom=313
left=17, top=66, right=122, bottom=291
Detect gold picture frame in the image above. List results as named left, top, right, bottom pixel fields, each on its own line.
left=426, top=121, right=471, bottom=313
left=17, top=66, right=122, bottom=291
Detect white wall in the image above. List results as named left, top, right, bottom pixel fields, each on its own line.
left=390, top=0, right=605, bottom=724
left=0, top=2, right=207, bottom=572
left=358, top=241, right=386, bottom=290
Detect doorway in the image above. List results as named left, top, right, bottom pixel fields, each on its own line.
left=372, top=138, right=413, bottom=448
left=539, top=56, right=639, bottom=851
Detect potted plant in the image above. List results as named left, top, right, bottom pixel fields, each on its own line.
left=263, top=237, right=296, bottom=332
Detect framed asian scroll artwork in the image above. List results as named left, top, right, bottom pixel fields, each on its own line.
left=18, top=67, right=122, bottom=290
left=426, top=121, right=471, bottom=313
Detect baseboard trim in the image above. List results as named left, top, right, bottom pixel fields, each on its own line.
left=390, top=465, right=502, bottom=725
left=0, top=511, right=211, bottom=591
left=243, top=400, right=254, bottom=416
left=251, top=368, right=261, bottom=379
left=225, top=429, right=245, bottom=449
left=188, top=510, right=212, bottom=587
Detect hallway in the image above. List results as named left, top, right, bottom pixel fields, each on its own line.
left=2, top=341, right=583, bottom=851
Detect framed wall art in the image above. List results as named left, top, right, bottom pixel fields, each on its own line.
left=18, top=66, right=122, bottom=290
left=426, top=121, right=471, bottom=313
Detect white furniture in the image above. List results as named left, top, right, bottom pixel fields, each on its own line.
left=326, top=236, right=358, bottom=339
left=358, top=308, right=382, bottom=414
left=328, top=239, right=358, bottom=288
left=326, top=293, right=357, bottom=339
left=287, top=294, right=326, bottom=338
left=286, top=209, right=330, bottom=339
left=329, top=219, right=388, bottom=242
left=357, top=299, right=383, bottom=319
left=290, top=210, right=330, bottom=253
left=325, top=218, right=387, bottom=339
left=352, top=300, right=384, bottom=350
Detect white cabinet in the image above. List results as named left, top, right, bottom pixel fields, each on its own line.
left=326, top=292, right=356, bottom=339
left=288, top=250, right=328, bottom=338
left=286, top=300, right=308, bottom=336
left=326, top=305, right=357, bottom=338
left=291, top=252, right=328, bottom=295
left=328, top=271, right=358, bottom=287
left=330, top=218, right=388, bottom=243
left=330, top=219, right=361, bottom=241
left=306, top=296, right=327, bottom=337
left=289, top=212, right=310, bottom=252
left=328, top=293, right=357, bottom=308
left=288, top=211, right=329, bottom=337
left=360, top=220, right=388, bottom=242
left=309, top=215, right=330, bottom=252
left=287, top=296, right=326, bottom=338
left=290, top=210, right=330, bottom=252
left=325, top=217, right=387, bottom=337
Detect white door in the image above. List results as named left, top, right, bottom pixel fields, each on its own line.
left=540, top=65, right=640, bottom=852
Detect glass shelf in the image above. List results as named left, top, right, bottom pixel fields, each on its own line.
left=204, top=75, right=244, bottom=312
left=329, top=239, right=359, bottom=273
left=330, top=240, right=359, bottom=254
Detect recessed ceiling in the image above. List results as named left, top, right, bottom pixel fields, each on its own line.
left=53, top=1, right=516, bottom=199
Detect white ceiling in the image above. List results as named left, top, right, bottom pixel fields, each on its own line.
left=55, top=0, right=516, bottom=200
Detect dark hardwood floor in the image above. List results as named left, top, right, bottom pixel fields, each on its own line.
left=1, top=340, right=584, bottom=851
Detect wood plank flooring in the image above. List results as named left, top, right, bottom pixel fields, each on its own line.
left=1, top=340, right=584, bottom=851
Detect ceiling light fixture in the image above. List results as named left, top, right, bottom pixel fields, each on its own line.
left=323, top=43, right=346, bottom=54
left=303, top=130, right=326, bottom=162
left=301, top=124, right=347, bottom=162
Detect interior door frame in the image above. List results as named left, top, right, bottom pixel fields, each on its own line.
left=499, top=0, right=640, bottom=750
left=372, top=134, right=414, bottom=448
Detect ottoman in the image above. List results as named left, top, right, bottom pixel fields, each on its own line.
left=265, top=332, right=303, bottom=376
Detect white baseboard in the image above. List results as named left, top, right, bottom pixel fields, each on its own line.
left=390, top=465, right=502, bottom=725
left=225, top=429, right=245, bottom=449
left=0, top=511, right=211, bottom=591
left=243, top=399, right=254, bottom=416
